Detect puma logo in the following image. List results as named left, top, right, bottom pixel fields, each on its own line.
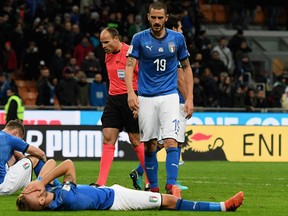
left=146, top=45, right=153, bottom=51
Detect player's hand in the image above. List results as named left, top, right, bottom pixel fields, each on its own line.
left=127, top=92, right=139, bottom=112
left=184, top=98, right=194, bottom=119
left=22, top=180, right=45, bottom=196
left=132, top=109, right=138, bottom=119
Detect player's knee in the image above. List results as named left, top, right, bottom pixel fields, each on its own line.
left=26, top=155, right=39, bottom=168
left=145, top=141, right=157, bottom=152
left=164, top=139, right=178, bottom=148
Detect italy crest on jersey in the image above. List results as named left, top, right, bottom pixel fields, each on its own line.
left=168, top=42, right=175, bottom=53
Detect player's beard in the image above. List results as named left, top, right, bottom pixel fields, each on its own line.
left=151, top=23, right=164, bottom=36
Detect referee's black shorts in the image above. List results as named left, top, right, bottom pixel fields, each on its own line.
left=101, top=93, right=139, bottom=133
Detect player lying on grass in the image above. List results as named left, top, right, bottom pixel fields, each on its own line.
left=17, top=159, right=244, bottom=211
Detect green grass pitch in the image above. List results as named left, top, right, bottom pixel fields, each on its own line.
left=1, top=161, right=287, bottom=216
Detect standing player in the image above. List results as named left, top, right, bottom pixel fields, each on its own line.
left=18, top=158, right=244, bottom=212
left=0, top=120, right=47, bottom=195
left=92, top=27, right=148, bottom=187
left=129, top=14, right=190, bottom=191
left=125, top=2, right=194, bottom=194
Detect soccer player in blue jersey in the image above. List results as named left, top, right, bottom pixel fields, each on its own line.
left=0, top=120, right=47, bottom=195
left=18, top=159, right=244, bottom=212
left=129, top=14, right=189, bottom=191
left=125, top=1, right=194, bottom=194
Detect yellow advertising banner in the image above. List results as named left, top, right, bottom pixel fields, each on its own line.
left=157, top=125, right=288, bottom=162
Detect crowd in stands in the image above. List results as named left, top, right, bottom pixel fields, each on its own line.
left=0, top=0, right=287, bottom=111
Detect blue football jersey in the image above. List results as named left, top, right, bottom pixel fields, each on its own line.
left=0, top=131, right=29, bottom=183
left=47, top=183, right=115, bottom=211
left=128, top=28, right=190, bottom=97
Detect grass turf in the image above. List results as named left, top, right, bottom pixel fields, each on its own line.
left=1, top=161, right=287, bottom=216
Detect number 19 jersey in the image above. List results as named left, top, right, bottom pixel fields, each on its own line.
left=127, top=28, right=189, bottom=97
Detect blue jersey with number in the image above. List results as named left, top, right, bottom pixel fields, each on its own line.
left=0, top=131, right=29, bottom=184
left=128, top=28, right=189, bottom=97
left=47, top=183, right=115, bottom=210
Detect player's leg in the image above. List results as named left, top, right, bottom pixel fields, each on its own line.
left=109, top=184, right=162, bottom=210
left=161, top=191, right=244, bottom=211
left=0, top=157, right=34, bottom=195
left=96, top=127, right=118, bottom=186
left=160, top=94, right=181, bottom=194
left=138, top=96, right=159, bottom=192
left=96, top=95, right=121, bottom=186
left=175, top=103, right=188, bottom=190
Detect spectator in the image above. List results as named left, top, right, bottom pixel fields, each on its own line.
left=200, top=67, right=219, bottom=107
left=60, top=21, right=75, bottom=54
left=128, top=14, right=146, bottom=41
left=72, top=23, right=84, bottom=46
left=255, top=89, right=269, bottom=108
left=49, top=48, right=66, bottom=80
left=22, top=41, right=40, bottom=80
left=281, top=86, right=288, bottom=110
left=73, top=35, right=94, bottom=67
left=213, top=37, right=234, bottom=75
left=76, top=71, right=89, bottom=107
left=81, top=51, right=102, bottom=78
left=233, top=40, right=252, bottom=68
left=89, top=73, right=108, bottom=110
left=268, top=75, right=287, bottom=108
left=0, top=72, right=10, bottom=105
left=232, top=82, right=248, bottom=108
left=228, top=29, right=246, bottom=56
left=218, top=75, right=234, bottom=107
left=4, top=86, right=24, bottom=124
left=235, top=54, right=254, bottom=79
left=56, top=68, right=78, bottom=107
left=62, top=57, right=80, bottom=77
left=194, top=28, right=213, bottom=63
left=207, top=50, right=228, bottom=80
left=193, top=74, right=206, bottom=107
left=1, top=41, right=17, bottom=77
left=36, top=66, right=54, bottom=107
left=244, top=88, right=257, bottom=111
left=10, top=22, right=25, bottom=69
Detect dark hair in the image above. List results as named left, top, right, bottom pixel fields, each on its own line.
left=149, top=1, right=167, bottom=14
left=166, top=14, right=181, bottom=29
left=5, top=119, right=25, bottom=137
left=103, top=27, right=119, bottom=38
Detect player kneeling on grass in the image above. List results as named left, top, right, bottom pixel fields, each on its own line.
left=17, top=159, right=244, bottom=212
left=0, top=120, right=47, bottom=196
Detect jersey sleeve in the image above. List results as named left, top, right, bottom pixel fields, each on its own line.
left=127, top=33, right=141, bottom=59
left=177, top=34, right=190, bottom=62
left=10, top=136, right=29, bottom=153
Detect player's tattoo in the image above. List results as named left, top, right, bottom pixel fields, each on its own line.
left=127, top=57, right=135, bottom=67
left=181, top=58, right=190, bottom=69
left=63, top=173, right=74, bottom=183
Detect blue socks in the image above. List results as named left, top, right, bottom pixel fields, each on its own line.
left=145, top=150, right=158, bottom=189
left=34, top=159, right=45, bottom=176
left=176, top=199, right=222, bottom=211
left=166, top=147, right=179, bottom=185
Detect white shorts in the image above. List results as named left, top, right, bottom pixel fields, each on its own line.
left=178, top=103, right=186, bottom=143
left=139, top=94, right=180, bottom=142
left=0, top=158, right=33, bottom=195
left=109, top=184, right=162, bottom=210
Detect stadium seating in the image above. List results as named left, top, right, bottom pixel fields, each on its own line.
left=212, top=4, right=227, bottom=24
left=15, top=80, right=38, bottom=106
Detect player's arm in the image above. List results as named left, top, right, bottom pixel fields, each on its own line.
left=125, top=56, right=139, bottom=111
left=177, top=67, right=187, bottom=100
left=180, top=58, right=194, bottom=119
left=26, top=144, right=47, bottom=162
left=23, top=159, right=76, bottom=194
